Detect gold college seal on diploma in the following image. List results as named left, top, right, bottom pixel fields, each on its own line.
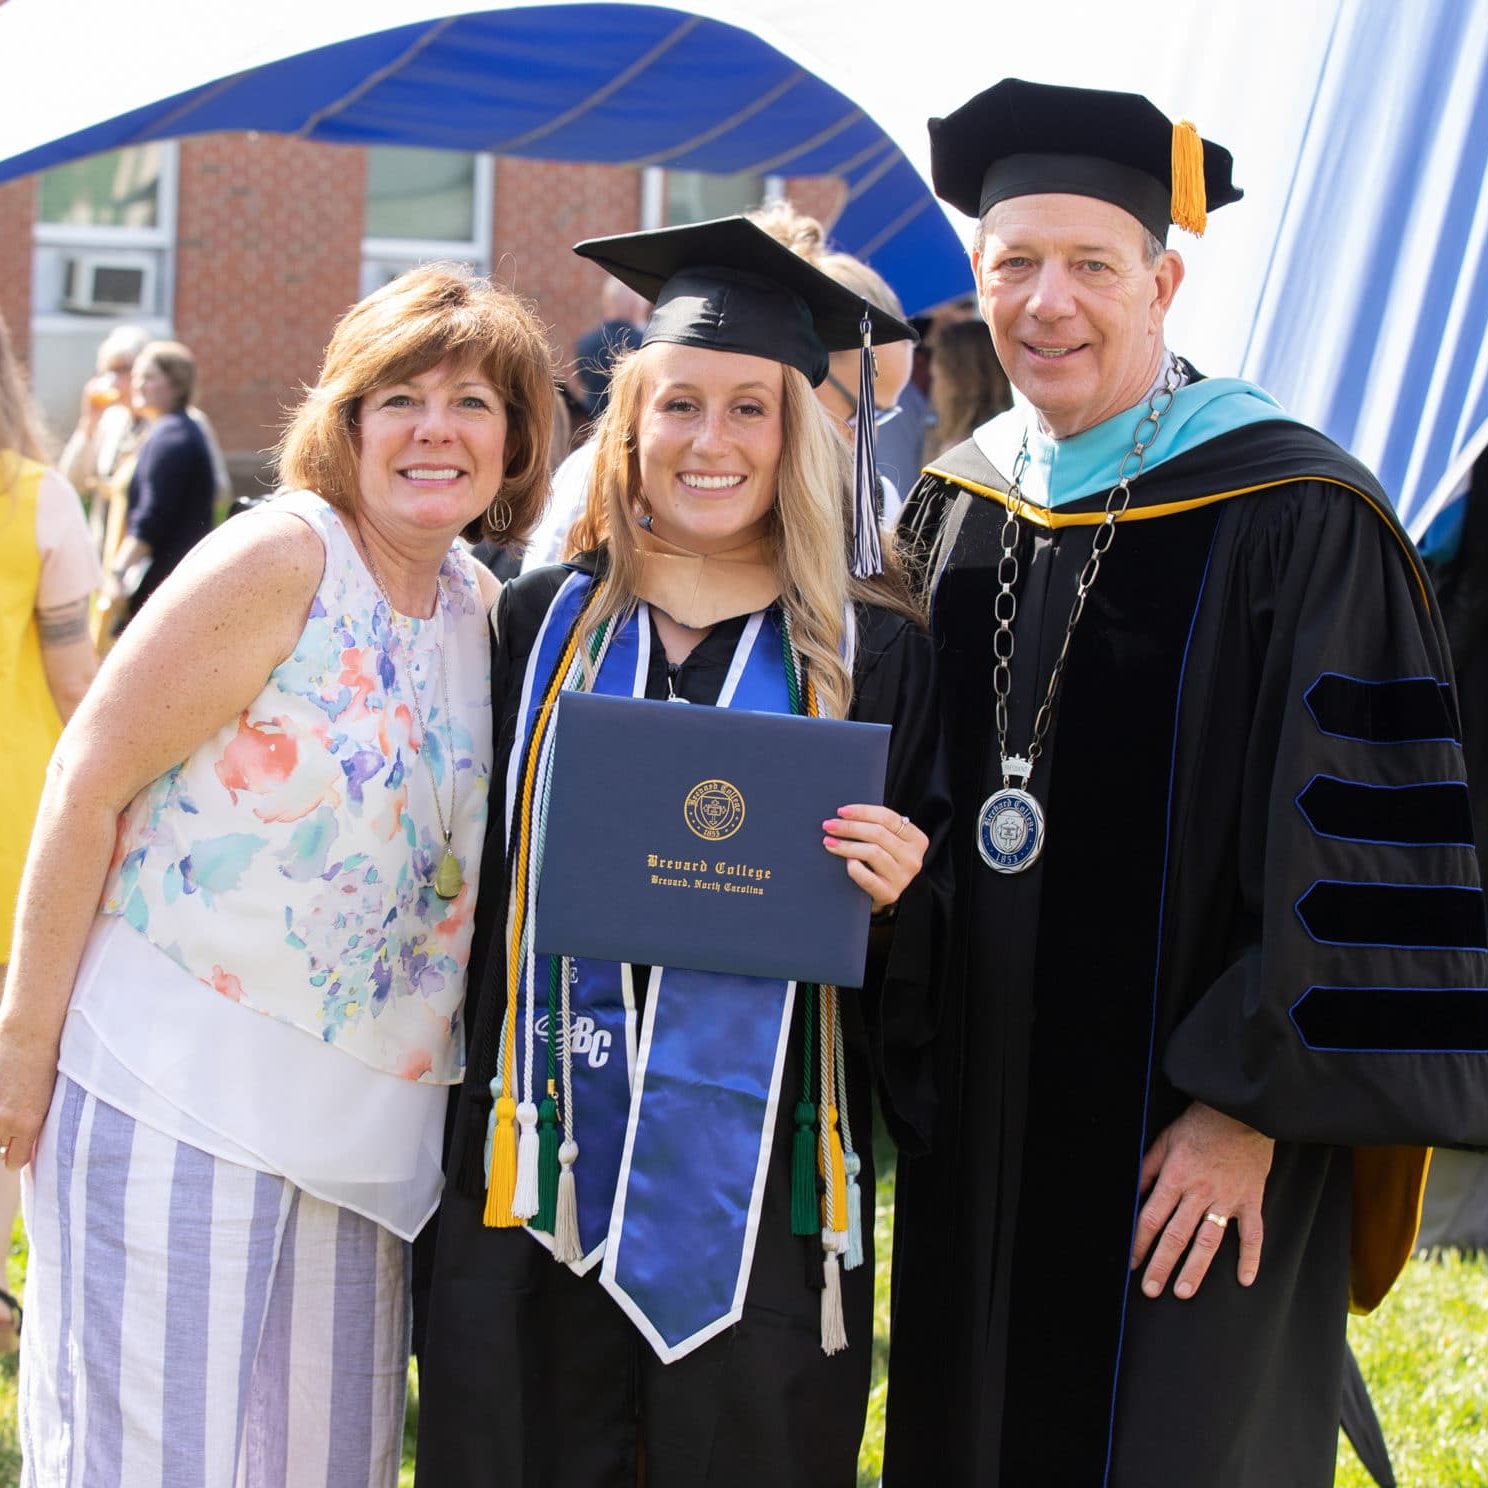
left=684, top=779, right=746, bottom=841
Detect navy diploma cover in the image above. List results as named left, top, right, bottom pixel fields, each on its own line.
left=535, top=691, right=889, bottom=986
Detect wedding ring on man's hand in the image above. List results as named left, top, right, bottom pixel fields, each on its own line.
left=0, top=1144, right=10, bottom=1161
left=893, top=813, right=910, bottom=839
left=1203, top=1211, right=1228, bottom=1229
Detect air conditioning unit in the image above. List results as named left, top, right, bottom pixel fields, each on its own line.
left=61, top=252, right=157, bottom=316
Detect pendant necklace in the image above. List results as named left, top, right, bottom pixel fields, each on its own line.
left=978, top=360, right=1180, bottom=874
left=361, top=537, right=465, bottom=899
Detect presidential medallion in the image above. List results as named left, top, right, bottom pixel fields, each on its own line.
left=976, top=787, right=1045, bottom=874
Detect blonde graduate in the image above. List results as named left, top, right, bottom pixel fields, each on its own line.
left=567, top=345, right=920, bottom=724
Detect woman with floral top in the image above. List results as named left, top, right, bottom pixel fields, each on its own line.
left=0, top=264, right=554, bottom=1486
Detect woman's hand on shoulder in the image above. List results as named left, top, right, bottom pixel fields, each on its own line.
left=822, top=803, right=929, bottom=914
left=61, top=507, right=325, bottom=817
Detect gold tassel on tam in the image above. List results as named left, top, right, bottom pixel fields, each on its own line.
left=1170, top=120, right=1208, bottom=236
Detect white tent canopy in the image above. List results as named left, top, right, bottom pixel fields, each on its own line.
left=2, top=0, right=1483, bottom=531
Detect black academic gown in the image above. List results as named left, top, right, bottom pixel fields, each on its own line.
left=416, top=556, right=951, bottom=1488
left=883, top=426, right=1488, bottom=1488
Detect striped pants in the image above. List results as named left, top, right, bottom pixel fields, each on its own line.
left=20, top=1078, right=410, bottom=1487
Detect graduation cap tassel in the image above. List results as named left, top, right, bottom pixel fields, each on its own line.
left=1170, top=120, right=1208, bottom=236
left=850, top=306, right=884, bottom=579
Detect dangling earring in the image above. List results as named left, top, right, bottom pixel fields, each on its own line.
left=488, top=497, right=512, bottom=533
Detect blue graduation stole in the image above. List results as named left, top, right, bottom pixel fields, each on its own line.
left=506, top=573, right=798, bottom=1360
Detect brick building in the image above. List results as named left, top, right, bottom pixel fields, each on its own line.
left=1, top=136, right=844, bottom=493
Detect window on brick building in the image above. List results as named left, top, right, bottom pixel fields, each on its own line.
left=664, top=169, right=767, bottom=225
left=641, top=169, right=787, bottom=229
left=30, top=143, right=179, bottom=432
left=360, top=147, right=494, bottom=297
left=38, top=145, right=167, bottom=231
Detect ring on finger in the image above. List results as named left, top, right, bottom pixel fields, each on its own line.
left=0, top=1143, right=9, bottom=1161
left=893, top=813, right=910, bottom=839
left=1203, top=1211, right=1228, bottom=1230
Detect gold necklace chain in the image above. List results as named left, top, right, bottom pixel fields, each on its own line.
left=358, top=533, right=464, bottom=899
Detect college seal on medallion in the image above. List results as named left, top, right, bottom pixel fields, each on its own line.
left=976, top=787, right=1045, bottom=874
left=684, top=779, right=746, bottom=841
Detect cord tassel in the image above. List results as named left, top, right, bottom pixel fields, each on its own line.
left=553, top=1139, right=582, bottom=1263
left=820, top=1230, right=849, bottom=1355
left=535, top=1093, right=560, bottom=1232
left=484, top=1091, right=520, bottom=1228
left=851, top=305, right=884, bottom=578
left=1170, top=120, right=1208, bottom=235
left=791, top=1100, right=821, bottom=1236
left=512, top=1100, right=540, bottom=1219
left=844, top=1149, right=865, bottom=1271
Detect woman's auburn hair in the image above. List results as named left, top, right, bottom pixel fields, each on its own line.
left=276, top=263, right=557, bottom=544
left=566, top=345, right=922, bottom=721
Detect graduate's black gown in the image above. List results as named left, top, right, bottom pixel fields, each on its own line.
left=415, top=558, right=950, bottom=1488
left=885, top=426, right=1488, bottom=1488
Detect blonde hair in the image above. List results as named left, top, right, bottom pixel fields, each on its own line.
left=566, top=345, right=920, bottom=719
left=277, top=263, right=557, bottom=544
left=0, top=313, right=50, bottom=488
left=748, top=200, right=829, bottom=261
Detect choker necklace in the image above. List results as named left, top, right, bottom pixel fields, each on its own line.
left=978, top=361, right=1179, bottom=874
left=360, top=537, right=464, bottom=899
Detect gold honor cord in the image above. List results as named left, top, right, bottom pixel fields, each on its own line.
left=929, top=470, right=1432, bottom=610
left=485, top=585, right=612, bottom=1229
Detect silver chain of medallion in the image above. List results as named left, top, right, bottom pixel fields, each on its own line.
left=361, top=537, right=463, bottom=897
left=978, top=361, right=1180, bottom=873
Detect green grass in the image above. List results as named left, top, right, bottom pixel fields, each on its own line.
left=3, top=1206, right=1486, bottom=1485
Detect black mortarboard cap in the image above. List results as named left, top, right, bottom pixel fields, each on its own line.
left=929, top=78, right=1243, bottom=239
left=572, top=216, right=916, bottom=389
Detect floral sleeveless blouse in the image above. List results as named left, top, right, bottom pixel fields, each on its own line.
left=101, top=491, right=492, bottom=1083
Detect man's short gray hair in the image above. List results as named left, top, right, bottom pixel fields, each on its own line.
left=971, top=215, right=1167, bottom=267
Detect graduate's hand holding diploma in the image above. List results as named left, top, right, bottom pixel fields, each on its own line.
left=1129, top=1101, right=1274, bottom=1300
left=823, top=804, right=928, bottom=913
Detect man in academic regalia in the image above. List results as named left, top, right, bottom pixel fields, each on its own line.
left=885, top=78, right=1488, bottom=1488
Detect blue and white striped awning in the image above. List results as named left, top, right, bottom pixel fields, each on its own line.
left=0, top=3, right=968, bottom=316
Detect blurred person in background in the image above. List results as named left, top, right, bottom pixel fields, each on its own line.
left=750, top=204, right=919, bottom=516
left=0, top=311, right=101, bottom=1354
left=100, top=339, right=215, bottom=629
left=60, top=324, right=231, bottom=523
left=924, top=317, right=1012, bottom=463
left=0, top=265, right=553, bottom=1483
left=570, top=274, right=648, bottom=422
